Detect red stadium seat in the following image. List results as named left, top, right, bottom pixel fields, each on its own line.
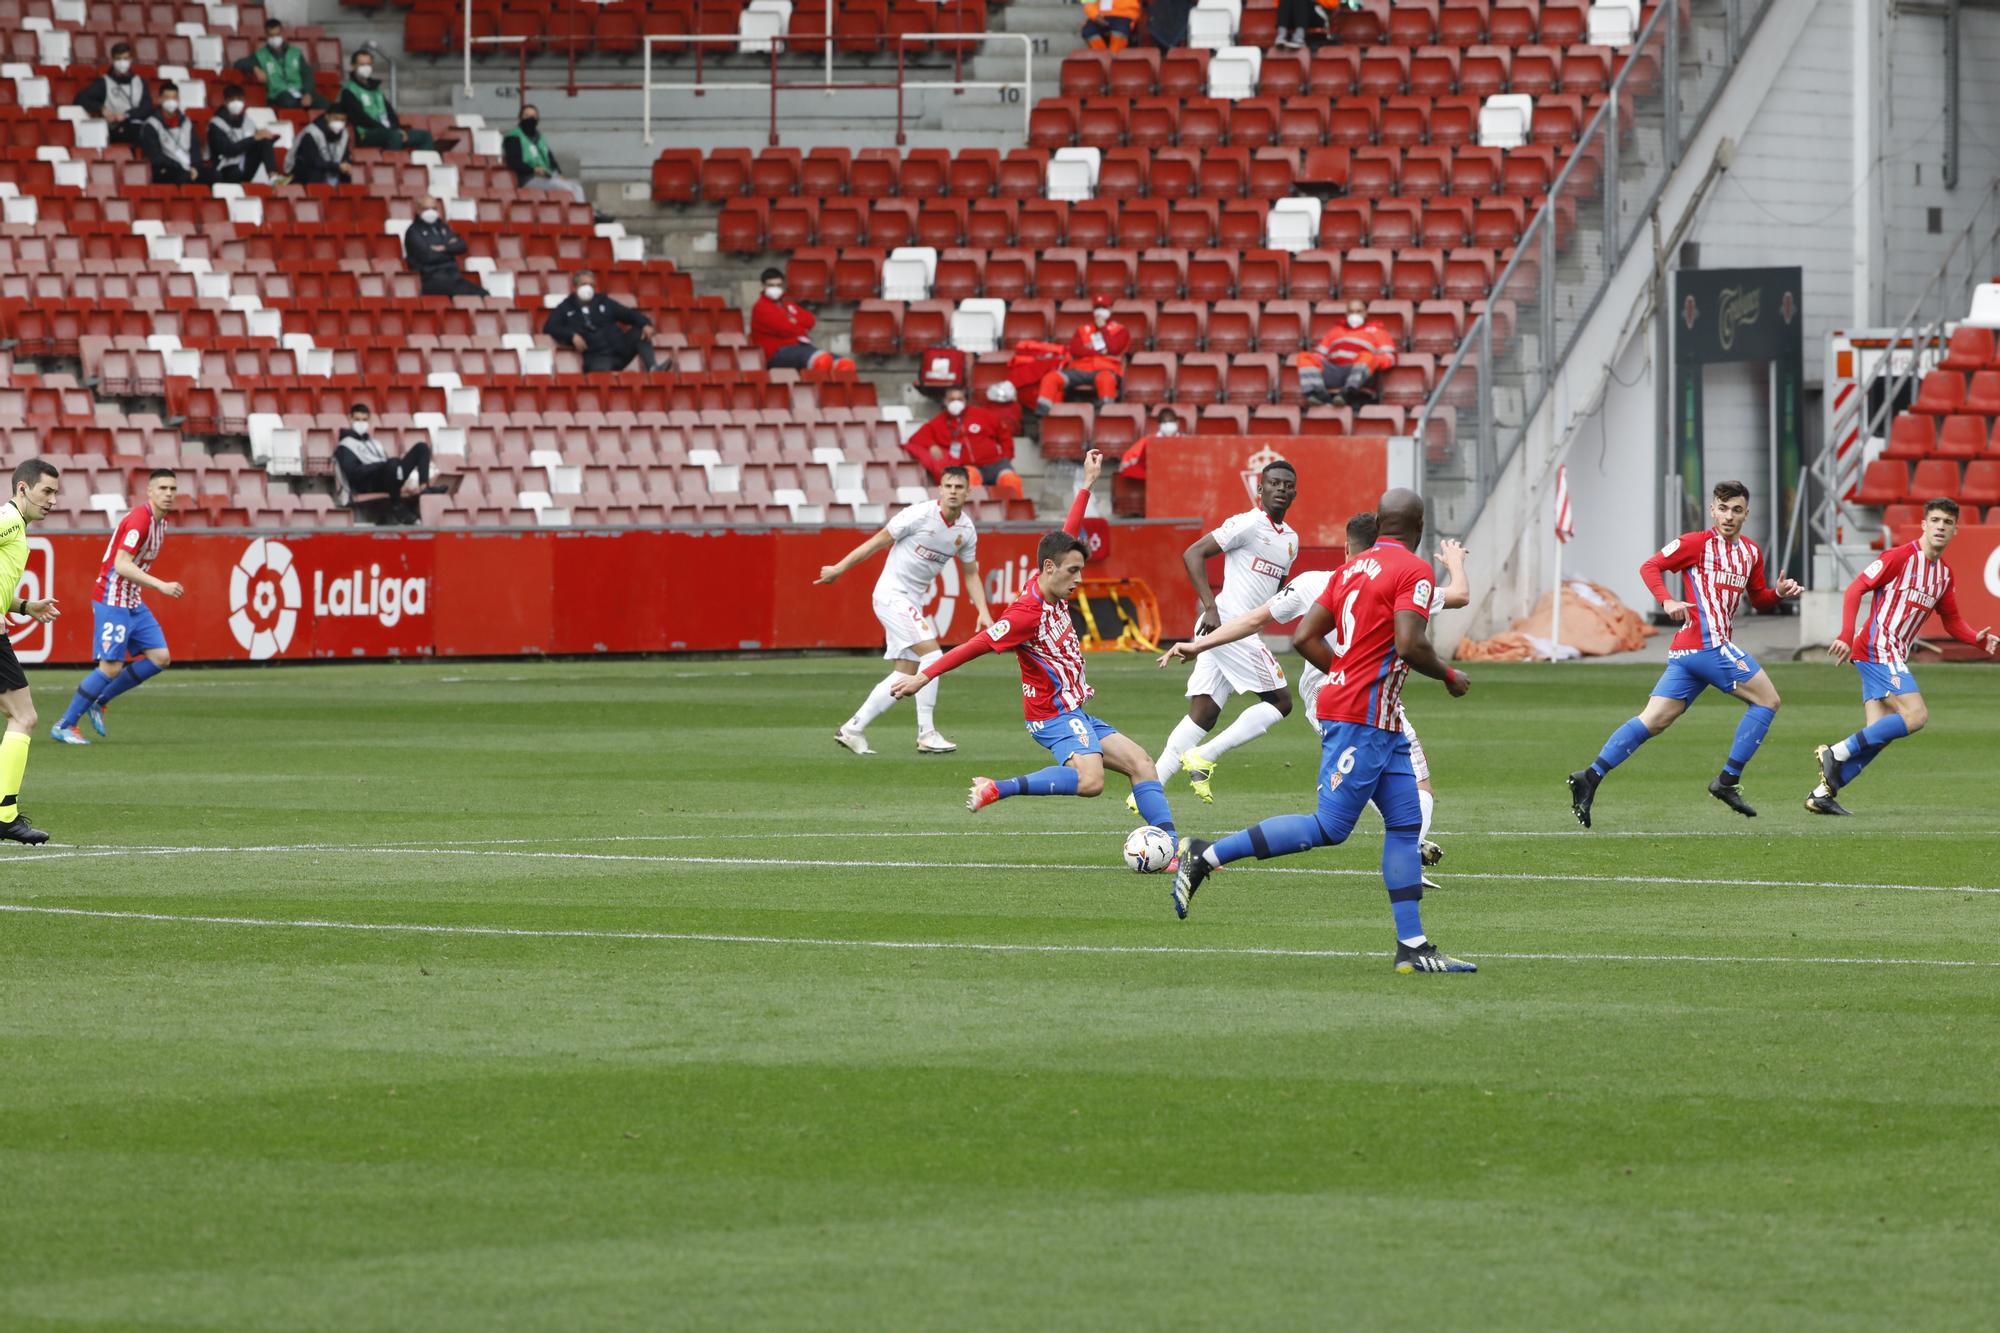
left=1850, top=460, right=1909, bottom=505
left=1939, top=325, right=1998, bottom=372
left=1962, top=460, right=2000, bottom=507
left=1912, top=371, right=1967, bottom=415
left=1937, top=415, right=1987, bottom=460
left=1965, top=370, right=2000, bottom=414
left=1881, top=414, right=1936, bottom=460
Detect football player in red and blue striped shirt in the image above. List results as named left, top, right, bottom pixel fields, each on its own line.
left=1807, top=497, right=1998, bottom=814
left=1567, top=481, right=1802, bottom=827
left=51, top=469, right=184, bottom=746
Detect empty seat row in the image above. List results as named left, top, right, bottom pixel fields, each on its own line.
left=1851, top=457, right=2000, bottom=508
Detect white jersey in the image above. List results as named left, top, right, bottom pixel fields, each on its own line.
left=874, top=500, right=977, bottom=605
left=1211, top=508, right=1298, bottom=621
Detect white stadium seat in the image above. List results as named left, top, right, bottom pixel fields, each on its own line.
left=1479, top=94, right=1535, bottom=149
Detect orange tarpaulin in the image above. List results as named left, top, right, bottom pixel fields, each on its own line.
left=1456, top=579, right=1657, bottom=662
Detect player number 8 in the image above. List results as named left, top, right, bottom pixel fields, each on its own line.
left=1068, top=717, right=1091, bottom=744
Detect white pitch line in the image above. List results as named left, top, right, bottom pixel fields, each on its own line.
left=1, top=902, right=1992, bottom=970
left=5, top=841, right=1998, bottom=897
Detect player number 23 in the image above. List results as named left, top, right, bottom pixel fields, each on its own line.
left=99, top=621, right=128, bottom=655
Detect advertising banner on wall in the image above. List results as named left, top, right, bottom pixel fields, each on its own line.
left=1143, top=435, right=1407, bottom=548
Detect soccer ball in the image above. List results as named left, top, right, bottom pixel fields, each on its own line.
left=1123, top=825, right=1176, bottom=874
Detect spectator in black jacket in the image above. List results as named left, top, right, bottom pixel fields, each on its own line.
left=137, top=83, right=211, bottom=185
left=337, top=50, right=434, bottom=153
left=74, top=43, right=154, bottom=146
left=542, top=270, right=672, bottom=373
left=403, top=196, right=486, bottom=297
left=205, top=84, right=281, bottom=184
left=287, top=109, right=351, bottom=186
left=333, top=403, right=441, bottom=525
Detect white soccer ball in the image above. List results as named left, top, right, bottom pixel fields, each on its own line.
left=1123, top=825, right=1176, bottom=874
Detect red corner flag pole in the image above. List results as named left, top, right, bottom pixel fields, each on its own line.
left=1552, top=464, right=1575, bottom=657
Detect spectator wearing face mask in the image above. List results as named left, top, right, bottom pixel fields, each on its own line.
left=333, top=404, right=442, bottom=525
left=338, top=51, right=434, bottom=152
left=1297, top=299, right=1397, bottom=407
left=1035, top=295, right=1130, bottom=414
left=136, top=82, right=211, bottom=185
left=503, top=104, right=612, bottom=221
left=1116, top=407, right=1184, bottom=483
left=902, top=385, right=1024, bottom=499
left=206, top=84, right=282, bottom=184
left=542, top=271, right=672, bottom=373
left=236, top=19, right=327, bottom=110
left=751, top=269, right=856, bottom=373
left=74, top=43, right=154, bottom=147
left=287, top=108, right=352, bottom=185
left=403, top=195, right=487, bottom=297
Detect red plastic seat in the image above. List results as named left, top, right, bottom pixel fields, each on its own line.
left=1110, top=48, right=1163, bottom=98
left=1206, top=301, right=1258, bottom=355
left=1937, top=415, right=1987, bottom=460
left=1562, top=44, right=1615, bottom=94
left=1962, top=459, right=2000, bottom=507
left=1541, top=0, right=1589, bottom=44
left=1158, top=49, right=1211, bottom=99
left=1179, top=100, right=1228, bottom=153
left=1177, top=353, right=1228, bottom=405
left=1851, top=459, right=1909, bottom=505
left=848, top=302, right=901, bottom=357
left=1912, top=371, right=1967, bottom=415
left=1259, top=50, right=1311, bottom=98
left=1357, top=47, right=1411, bottom=97
left=1387, top=0, right=1440, bottom=45
left=1964, top=370, right=2000, bottom=413
left=700, top=148, right=753, bottom=199
left=1881, top=414, right=1936, bottom=460
left=1409, top=46, right=1460, bottom=97
left=1910, top=458, right=1962, bottom=500
left=1061, top=50, right=1110, bottom=98
left=1460, top=45, right=1511, bottom=98
left=1349, top=147, right=1400, bottom=195
left=1939, top=325, right=1997, bottom=372
left=750, top=148, right=802, bottom=197
left=949, top=148, right=999, bottom=199
left=1342, top=249, right=1392, bottom=301
left=1226, top=353, right=1278, bottom=404
left=1079, top=99, right=1130, bottom=151
left=1124, top=352, right=1176, bottom=404
left=1436, top=1, right=1489, bottom=45
left=1029, top=98, right=1080, bottom=149
left=1229, top=97, right=1281, bottom=148
left=1512, top=46, right=1564, bottom=96
left=1328, top=97, right=1379, bottom=147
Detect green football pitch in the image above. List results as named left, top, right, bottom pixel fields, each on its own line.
left=4, top=654, right=1998, bottom=1330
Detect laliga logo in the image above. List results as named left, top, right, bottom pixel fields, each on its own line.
left=229, top=538, right=301, bottom=660
left=312, top=562, right=427, bottom=628
left=1241, top=445, right=1287, bottom=502
left=924, top=559, right=962, bottom=638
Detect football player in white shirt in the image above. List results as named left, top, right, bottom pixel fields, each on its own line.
left=815, top=466, right=993, bottom=754
left=1143, top=460, right=1300, bottom=806
left=1160, top=512, right=1468, bottom=877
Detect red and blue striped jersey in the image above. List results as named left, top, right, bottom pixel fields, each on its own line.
left=94, top=503, right=166, bottom=609
left=1850, top=540, right=1970, bottom=663
left=1311, top=539, right=1435, bottom=731
left=1641, top=529, right=1778, bottom=650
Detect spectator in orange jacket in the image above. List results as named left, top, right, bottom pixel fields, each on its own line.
left=1297, top=298, right=1398, bottom=406
left=1036, top=296, right=1131, bottom=414
left=903, top=385, right=1024, bottom=499
left=751, top=267, right=855, bottom=372
left=1082, top=0, right=1142, bottom=51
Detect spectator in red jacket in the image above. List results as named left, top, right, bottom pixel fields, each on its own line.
left=903, top=386, right=1024, bottom=499
left=1297, top=298, right=1397, bottom=406
left=751, top=267, right=855, bottom=372
left=1035, top=295, right=1131, bottom=414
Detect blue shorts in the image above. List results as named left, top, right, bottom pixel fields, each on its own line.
left=1856, top=660, right=1920, bottom=701
left=1650, top=644, right=1761, bottom=702
left=91, top=601, right=166, bottom=662
left=1315, top=719, right=1421, bottom=843
left=1028, top=709, right=1120, bottom=765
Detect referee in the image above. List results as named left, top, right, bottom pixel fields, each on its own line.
left=2, top=458, right=64, bottom=845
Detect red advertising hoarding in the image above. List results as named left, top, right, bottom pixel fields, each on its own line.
left=1143, top=435, right=1409, bottom=547
left=3, top=519, right=1208, bottom=666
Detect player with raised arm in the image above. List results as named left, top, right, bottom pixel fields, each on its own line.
left=1169, top=489, right=1478, bottom=975
left=1, top=459, right=64, bottom=845
left=1566, top=481, right=1802, bottom=827
left=1160, top=513, right=1468, bottom=878
left=51, top=468, right=185, bottom=745
left=889, top=451, right=1181, bottom=845
left=1806, top=497, right=1999, bottom=815
left=1144, top=459, right=1299, bottom=806
left=816, top=466, right=993, bottom=756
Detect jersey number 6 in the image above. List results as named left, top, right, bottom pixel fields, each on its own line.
left=1328, top=590, right=1361, bottom=658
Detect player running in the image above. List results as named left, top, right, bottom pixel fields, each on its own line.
left=1159, top=513, right=1468, bottom=880
left=1567, top=481, right=1802, bottom=827
left=51, top=468, right=185, bottom=745
left=1, top=459, right=64, bottom=845
left=1806, top=497, right=1998, bottom=815
left=1145, top=458, right=1299, bottom=806
left=816, top=465, right=993, bottom=756
left=1170, top=489, right=1478, bottom=975
left=889, top=451, right=1181, bottom=844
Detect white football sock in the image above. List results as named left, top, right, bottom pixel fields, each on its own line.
left=1418, top=788, right=1435, bottom=845
left=1154, top=714, right=1210, bottom=781
left=1831, top=738, right=1856, bottom=761
left=1201, top=701, right=1285, bottom=759
left=914, top=650, right=943, bottom=733
left=847, top=671, right=902, bottom=732
left=1399, top=934, right=1428, bottom=948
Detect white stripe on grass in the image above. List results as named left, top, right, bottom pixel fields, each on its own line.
left=1, top=901, right=1992, bottom=970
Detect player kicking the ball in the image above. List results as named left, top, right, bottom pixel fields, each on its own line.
left=1806, top=497, right=1998, bottom=815
left=1160, top=513, right=1468, bottom=882
left=1567, top=481, right=1801, bottom=827
left=890, top=451, right=1181, bottom=847
left=817, top=465, right=993, bottom=755
left=1143, top=458, right=1299, bottom=806
left=51, top=468, right=185, bottom=745
left=1170, top=489, right=1477, bottom=975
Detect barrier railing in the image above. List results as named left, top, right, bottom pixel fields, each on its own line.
left=1415, top=0, right=1775, bottom=538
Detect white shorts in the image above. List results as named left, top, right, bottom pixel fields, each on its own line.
left=1298, top=663, right=1325, bottom=713
left=1398, top=706, right=1430, bottom=783
left=1187, top=637, right=1287, bottom=701
left=874, top=594, right=938, bottom=662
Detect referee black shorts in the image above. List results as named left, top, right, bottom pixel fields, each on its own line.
left=0, top=632, right=28, bottom=694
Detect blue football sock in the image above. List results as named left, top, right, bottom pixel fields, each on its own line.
left=1382, top=825, right=1421, bottom=895
left=1389, top=890, right=1425, bottom=942
left=1835, top=715, right=1909, bottom=788
left=995, top=765, right=1080, bottom=799
left=95, top=657, right=163, bottom=705
left=1721, top=704, right=1776, bottom=780
left=58, top=668, right=116, bottom=729
left=1130, top=779, right=1175, bottom=835
left=1590, top=717, right=1652, bottom=778
left=1861, top=713, right=1910, bottom=748
left=1210, top=812, right=1327, bottom=866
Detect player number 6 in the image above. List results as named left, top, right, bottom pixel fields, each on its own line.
left=1336, top=746, right=1356, bottom=775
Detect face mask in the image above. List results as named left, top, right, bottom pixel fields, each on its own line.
left=267, top=36, right=284, bottom=49
left=113, top=59, right=131, bottom=73
left=765, top=285, right=784, bottom=300
left=1158, top=420, right=1179, bottom=436
left=1093, top=309, right=1110, bottom=325
left=161, top=100, right=179, bottom=115
left=1347, top=312, right=1366, bottom=328
left=354, top=64, right=373, bottom=79
left=351, top=420, right=370, bottom=436
left=575, top=285, right=595, bottom=302
left=419, top=209, right=439, bottom=224
left=945, top=400, right=965, bottom=417
left=328, top=122, right=346, bottom=136
left=226, top=99, right=245, bottom=115
left=520, top=117, right=538, bottom=132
